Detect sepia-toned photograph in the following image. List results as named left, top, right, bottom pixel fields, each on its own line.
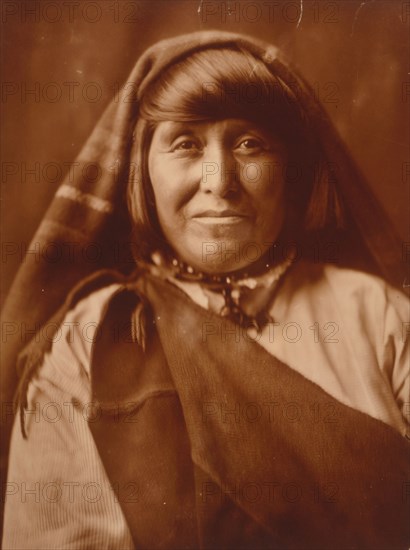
left=1, top=1, right=409, bottom=548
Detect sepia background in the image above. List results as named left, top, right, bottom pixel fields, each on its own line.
left=1, top=0, right=409, bottom=305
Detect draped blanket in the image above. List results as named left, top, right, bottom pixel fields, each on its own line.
left=89, top=273, right=410, bottom=550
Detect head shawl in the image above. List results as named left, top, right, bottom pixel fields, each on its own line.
left=0, top=30, right=406, bottom=466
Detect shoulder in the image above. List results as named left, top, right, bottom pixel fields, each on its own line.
left=25, top=283, right=123, bottom=406
left=63, top=282, right=124, bottom=327
left=50, top=283, right=124, bottom=374
left=280, top=261, right=409, bottom=342
left=323, top=264, right=408, bottom=324
left=285, top=261, right=408, bottom=309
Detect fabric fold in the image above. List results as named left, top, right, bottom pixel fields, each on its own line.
left=86, top=274, right=410, bottom=549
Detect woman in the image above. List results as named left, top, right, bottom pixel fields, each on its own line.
left=2, top=31, right=409, bottom=549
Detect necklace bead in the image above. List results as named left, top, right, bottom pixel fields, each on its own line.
left=152, top=248, right=296, bottom=329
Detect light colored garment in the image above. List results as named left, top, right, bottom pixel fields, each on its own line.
left=3, top=284, right=135, bottom=550
left=3, top=263, right=409, bottom=549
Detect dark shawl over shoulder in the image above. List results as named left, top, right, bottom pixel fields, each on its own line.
left=10, top=264, right=410, bottom=548
left=85, top=272, right=409, bottom=549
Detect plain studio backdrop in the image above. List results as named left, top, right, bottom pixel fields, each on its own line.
left=1, top=0, right=409, bottom=305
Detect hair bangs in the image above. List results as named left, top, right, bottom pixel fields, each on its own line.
left=139, top=47, right=304, bottom=143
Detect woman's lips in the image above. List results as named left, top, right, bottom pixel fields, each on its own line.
left=192, top=209, right=250, bottom=224
left=192, top=216, right=247, bottom=225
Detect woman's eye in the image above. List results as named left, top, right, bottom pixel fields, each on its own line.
left=174, top=139, right=201, bottom=151
left=236, top=138, right=266, bottom=151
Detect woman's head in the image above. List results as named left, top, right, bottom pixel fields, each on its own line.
left=147, top=117, right=288, bottom=273
left=128, top=45, right=344, bottom=272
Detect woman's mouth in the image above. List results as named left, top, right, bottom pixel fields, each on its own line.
left=192, top=209, right=250, bottom=224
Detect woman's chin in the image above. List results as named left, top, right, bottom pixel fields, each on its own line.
left=173, top=241, right=265, bottom=275
left=197, top=258, right=249, bottom=275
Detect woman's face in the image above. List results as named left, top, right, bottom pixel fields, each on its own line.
left=148, top=118, right=288, bottom=273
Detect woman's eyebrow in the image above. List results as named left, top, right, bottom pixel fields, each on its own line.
left=154, top=126, right=198, bottom=149
left=158, top=122, right=197, bottom=142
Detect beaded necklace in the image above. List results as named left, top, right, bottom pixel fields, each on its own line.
left=149, top=248, right=297, bottom=330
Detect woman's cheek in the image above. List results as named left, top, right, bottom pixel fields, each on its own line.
left=241, top=162, right=260, bottom=182
left=154, top=179, right=192, bottom=220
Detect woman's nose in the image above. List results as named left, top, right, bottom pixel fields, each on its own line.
left=200, top=146, right=239, bottom=196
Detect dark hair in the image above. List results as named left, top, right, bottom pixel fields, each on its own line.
left=127, top=46, right=345, bottom=260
